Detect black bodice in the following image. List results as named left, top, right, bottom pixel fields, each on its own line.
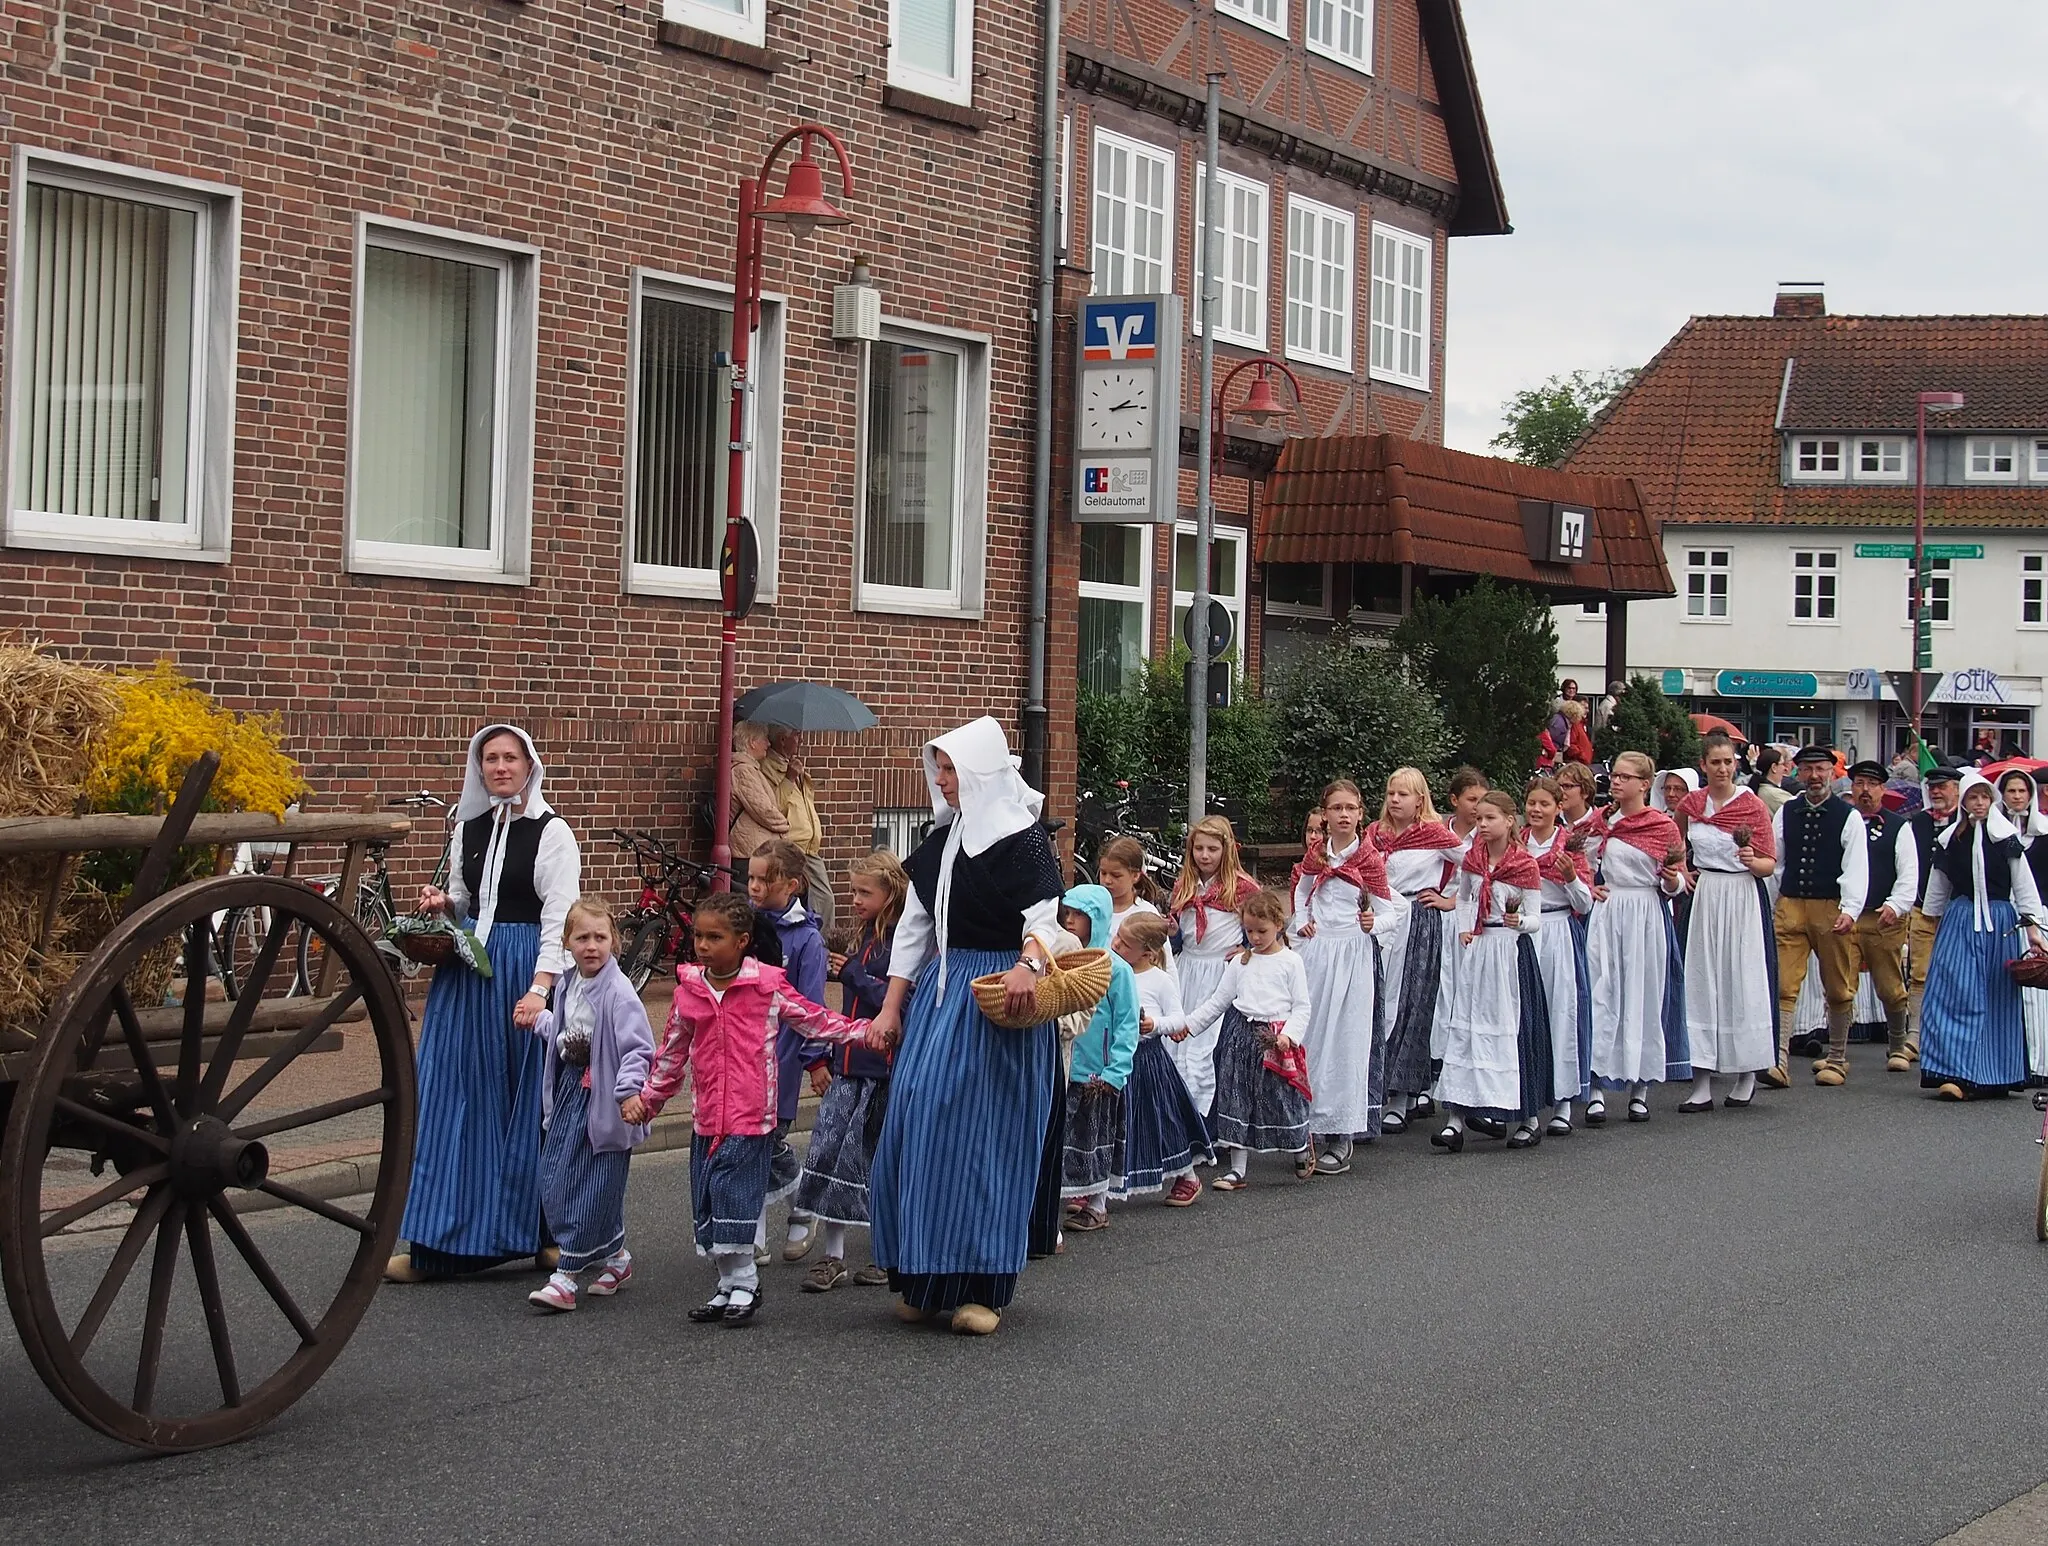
left=905, top=822, right=1064, bottom=952
left=459, top=811, right=557, bottom=924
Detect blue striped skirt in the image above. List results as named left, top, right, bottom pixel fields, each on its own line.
left=691, top=1132, right=776, bottom=1252
left=794, top=1074, right=890, bottom=1225
left=1920, top=901, right=2028, bottom=1094
left=537, top=1063, right=630, bottom=1271
left=1115, top=1036, right=1215, bottom=1196
left=402, top=921, right=546, bottom=1274
left=1566, top=910, right=1592, bottom=1101
left=869, top=947, right=1056, bottom=1313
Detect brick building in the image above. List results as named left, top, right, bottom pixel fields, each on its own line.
left=0, top=0, right=1053, bottom=894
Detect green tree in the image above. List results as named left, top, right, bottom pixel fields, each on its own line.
left=1490, top=367, right=1638, bottom=467
left=1076, top=652, right=1282, bottom=839
left=1266, top=632, right=1454, bottom=831
left=1390, top=576, right=1559, bottom=788
left=1595, top=675, right=1701, bottom=771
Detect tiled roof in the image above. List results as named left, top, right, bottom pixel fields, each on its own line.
left=1257, top=432, right=1674, bottom=599
left=1567, top=311, right=2048, bottom=529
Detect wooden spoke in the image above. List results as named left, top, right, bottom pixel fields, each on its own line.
left=176, top=920, right=210, bottom=1112
left=184, top=1209, right=241, bottom=1407
left=255, top=1179, right=375, bottom=1236
left=111, top=985, right=178, bottom=1132
left=216, top=982, right=363, bottom=1122
left=53, top=1095, right=172, bottom=1153
left=234, top=1087, right=391, bottom=1142
left=200, top=910, right=289, bottom=1108
left=40, top=1162, right=170, bottom=1239
left=206, top=1196, right=316, bottom=1345
left=132, top=1198, right=188, bottom=1415
left=67, top=1186, right=175, bottom=1358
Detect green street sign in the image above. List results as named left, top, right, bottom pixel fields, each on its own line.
left=1852, top=542, right=1912, bottom=559
left=1852, top=541, right=1984, bottom=560
left=1927, top=543, right=1984, bottom=560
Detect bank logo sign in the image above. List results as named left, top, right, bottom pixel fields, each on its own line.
left=1081, top=300, right=1159, bottom=362
left=1080, top=462, right=1152, bottom=513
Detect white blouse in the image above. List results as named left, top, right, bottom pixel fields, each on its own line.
left=1171, top=948, right=1313, bottom=1045
left=1288, top=837, right=1413, bottom=941
left=1522, top=829, right=1593, bottom=917
left=445, top=817, right=581, bottom=978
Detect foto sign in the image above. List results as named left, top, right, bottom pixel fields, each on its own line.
left=1518, top=499, right=1591, bottom=565
left=1715, top=669, right=1819, bottom=699
left=1073, top=294, right=1183, bottom=524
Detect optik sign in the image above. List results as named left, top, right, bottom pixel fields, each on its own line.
left=1073, top=293, right=1182, bottom=524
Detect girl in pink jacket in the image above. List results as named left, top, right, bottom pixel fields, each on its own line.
left=623, top=892, right=877, bottom=1326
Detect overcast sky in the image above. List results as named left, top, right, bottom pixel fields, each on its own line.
left=1443, top=1, right=2048, bottom=454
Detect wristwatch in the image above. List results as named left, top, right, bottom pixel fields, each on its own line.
left=1021, top=955, right=1047, bottom=976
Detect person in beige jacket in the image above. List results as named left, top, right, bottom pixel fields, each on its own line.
left=768, top=727, right=834, bottom=931
left=728, top=721, right=789, bottom=867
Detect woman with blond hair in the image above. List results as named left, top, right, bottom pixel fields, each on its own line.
left=1165, top=815, right=1260, bottom=1119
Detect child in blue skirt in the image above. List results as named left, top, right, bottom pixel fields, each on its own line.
left=1058, top=884, right=1139, bottom=1233
left=1113, top=912, right=1215, bottom=1207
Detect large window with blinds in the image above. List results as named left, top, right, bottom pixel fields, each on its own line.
left=5, top=152, right=238, bottom=559
left=347, top=219, right=538, bottom=582
left=625, top=274, right=783, bottom=600
left=856, top=323, right=988, bottom=616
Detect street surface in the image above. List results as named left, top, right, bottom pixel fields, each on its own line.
left=4, top=1042, right=2047, bottom=1546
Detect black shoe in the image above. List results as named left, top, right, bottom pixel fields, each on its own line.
left=723, top=1285, right=763, bottom=1326
left=1411, top=1094, right=1436, bottom=1118
left=1787, top=1032, right=1825, bottom=1059
left=1545, top=1114, right=1574, bottom=1137
left=1430, top=1124, right=1464, bottom=1153
left=1626, top=1098, right=1651, bottom=1123
left=1584, top=1099, right=1607, bottom=1127
left=1723, top=1093, right=1753, bottom=1109
left=1676, top=1098, right=1715, bottom=1114
left=1381, top=1109, right=1407, bottom=1134
left=688, top=1296, right=731, bottom=1324
left=1467, top=1115, right=1507, bottom=1140
left=1506, top=1124, right=1540, bottom=1149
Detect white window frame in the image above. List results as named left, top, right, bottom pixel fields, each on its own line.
left=1194, top=165, right=1269, bottom=349
left=1790, top=547, right=1839, bottom=624
left=4, top=148, right=240, bottom=563
left=1091, top=128, right=1175, bottom=298
left=888, top=0, right=974, bottom=105
left=1684, top=546, right=1730, bottom=622
left=345, top=217, right=538, bottom=585
left=1285, top=194, right=1354, bottom=371
left=1305, top=0, right=1374, bottom=73
left=623, top=269, right=785, bottom=604
left=1078, top=523, right=1154, bottom=691
left=1216, top=0, right=1288, bottom=41
left=1905, top=555, right=1955, bottom=628
left=2033, top=439, right=2048, bottom=481
left=1965, top=436, right=2019, bottom=482
left=1173, top=519, right=1249, bottom=643
left=852, top=316, right=990, bottom=618
left=663, top=0, right=764, bottom=47
left=1367, top=222, right=1430, bottom=389
left=1058, top=114, right=1073, bottom=262
left=2021, top=552, right=2046, bottom=630
left=1852, top=437, right=1907, bottom=482
left=1790, top=436, right=1845, bottom=481
left=1577, top=600, right=1606, bottom=620
left=1263, top=561, right=1334, bottom=618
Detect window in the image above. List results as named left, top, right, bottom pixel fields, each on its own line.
left=1853, top=437, right=1906, bottom=480
left=1216, top=0, right=1286, bottom=38
left=856, top=322, right=989, bottom=616
left=889, top=0, right=974, bottom=105
left=1264, top=562, right=1331, bottom=617
left=1352, top=561, right=1403, bottom=617
left=1791, top=549, right=1838, bottom=622
left=1368, top=224, right=1429, bottom=387
left=6, top=150, right=239, bottom=561
left=1091, top=130, right=1174, bottom=297
left=1685, top=547, right=1729, bottom=620
left=347, top=218, right=538, bottom=583
left=1306, top=0, right=1373, bottom=71
left=1285, top=195, right=1353, bottom=370
left=1791, top=437, right=1844, bottom=479
left=1173, top=523, right=1248, bottom=698
left=1078, top=524, right=1151, bottom=694
left=2034, top=439, right=2048, bottom=479
left=2022, top=554, right=2045, bottom=627
left=1194, top=167, right=1269, bottom=347
left=664, top=0, right=763, bottom=47
left=1907, top=556, right=1952, bottom=625
left=1578, top=600, right=1606, bottom=619
left=1966, top=437, right=2018, bottom=481
left=1058, top=114, right=1073, bottom=262
left=625, top=273, right=784, bottom=601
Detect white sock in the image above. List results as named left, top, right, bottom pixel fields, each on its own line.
left=716, top=1250, right=759, bottom=1295
left=1555, top=1100, right=1574, bottom=1123
left=1445, top=1110, right=1467, bottom=1134
left=1228, top=1147, right=1249, bottom=1175
left=819, top=1222, right=847, bottom=1259
left=608, top=1247, right=631, bottom=1269
left=787, top=1216, right=812, bottom=1245
left=1631, top=1081, right=1650, bottom=1102
left=754, top=1214, right=767, bottom=1249
left=1732, top=1072, right=1757, bottom=1101
left=549, top=1269, right=578, bottom=1294
left=1690, top=1072, right=1714, bottom=1102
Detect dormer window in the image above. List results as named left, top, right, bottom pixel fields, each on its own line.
left=1966, top=437, right=2019, bottom=481
left=1853, top=437, right=1907, bottom=480
left=1791, top=437, right=1844, bottom=480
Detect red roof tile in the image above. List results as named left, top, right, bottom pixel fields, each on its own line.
left=1257, top=432, right=1674, bottom=599
left=1567, top=312, right=2048, bottom=529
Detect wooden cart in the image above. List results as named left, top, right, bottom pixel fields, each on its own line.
left=0, top=753, right=417, bottom=1452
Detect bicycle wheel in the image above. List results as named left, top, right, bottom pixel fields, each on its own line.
left=356, top=887, right=408, bottom=981
left=621, top=916, right=666, bottom=994
left=216, top=906, right=275, bottom=1001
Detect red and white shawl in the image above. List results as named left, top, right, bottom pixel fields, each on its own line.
left=1462, top=837, right=1542, bottom=928
left=1595, top=804, right=1686, bottom=867
left=1366, top=817, right=1462, bottom=892
left=1172, top=872, right=1262, bottom=944
left=1676, top=786, right=1777, bottom=859
left=1291, top=836, right=1393, bottom=907
left=1522, top=825, right=1585, bottom=887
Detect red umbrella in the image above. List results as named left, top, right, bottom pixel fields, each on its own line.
left=1689, top=713, right=1748, bottom=744
left=1983, top=755, right=2048, bottom=781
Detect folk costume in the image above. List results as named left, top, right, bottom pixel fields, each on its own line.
left=1998, top=772, right=2048, bottom=1082
left=1523, top=824, right=1594, bottom=1122
left=401, top=725, right=580, bottom=1276
left=868, top=718, right=1066, bottom=1321
left=1436, top=838, right=1551, bottom=1145
left=1846, top=763, right=1921, bottom=1069
left=795, top=923, right=896, bottom=1234
left=1586, top=803, right=1690, bottom=1112
left=1290, top=834, right=1411, bottom=1170
left=1906, top=767, right=1963, bottom=1057
left=1175, top=944, right=1315, bottom=1169
left=1117, top=957, right=1215, bottom=1197
left=1059, top=885, right=1139, bottom=1212
left=1770, top=753, right=1869, bottom=1083
left=1168, top=871, right=1261, bottom=1117
left=1676, top=785, right=1779, bottom=1082
left=1366, top=816, right=1463, bottom=1130
left=1655, top=769, right=1703, bottom=948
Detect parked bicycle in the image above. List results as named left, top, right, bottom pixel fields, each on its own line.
left=612, top=828, right=731, bottom=992
left=1072, top=779, right=1179, bottom=890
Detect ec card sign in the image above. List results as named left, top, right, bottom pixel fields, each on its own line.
left=1073, top=294, right=1183, bottom=523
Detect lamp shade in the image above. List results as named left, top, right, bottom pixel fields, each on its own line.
left=1235, top=371, right=1288, bottom=425
left=757, top=148, right=851, bottom=241
left=1918, top=390, right=1966, bottom=414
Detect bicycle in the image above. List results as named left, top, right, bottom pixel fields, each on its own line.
left=611, top=828, right=731, bottom=992
left=1073, top=779, right=1179, bottom=891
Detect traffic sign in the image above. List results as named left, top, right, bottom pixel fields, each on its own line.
left=1853, top=542, right=1912, bottom=559
left=1182, top=597, right=1234, bottom=659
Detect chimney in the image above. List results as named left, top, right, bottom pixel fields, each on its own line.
left=1773, top=282, right=1825, bottom=319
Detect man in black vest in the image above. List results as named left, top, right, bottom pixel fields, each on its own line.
left=1846, top=760, right=1918, bottom=1071
left=1764, top=745, right=1868, bottom=1089
left=1904, top=764, right=1962, bottom=1061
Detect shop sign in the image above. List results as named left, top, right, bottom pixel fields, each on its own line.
left=1715, top=669, right=1819, bottom=699
left=1929, top=668, right=2008, bottom=706
left=1846, top=667, right=1883, bottom=700
left=1659, top=668, right=1686, bottom=696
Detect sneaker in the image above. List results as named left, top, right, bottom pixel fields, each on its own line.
left=801, top=1257, right=848, bottom=1293
left=587, top=1259, right=633, bottom=1297
left=527, top=1276, right=577, bottom=1313
left=851, top=1263, right=892, bottom=1287
left=1814, top=1059, right=1847, bottom=1087
left=1165, top=1175, right=1202, bottom=1207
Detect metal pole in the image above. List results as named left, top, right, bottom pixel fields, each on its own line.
left=1023, top=0, right=1060, bottom=794
left=710, top=175, right=759, bottom=889
left=1910, top=397, right=1927, bottom=755
left=1189, top=72, right=1221, bottom=826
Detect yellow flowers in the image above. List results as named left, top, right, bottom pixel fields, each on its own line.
left=86, top=661, right=306, bottom=818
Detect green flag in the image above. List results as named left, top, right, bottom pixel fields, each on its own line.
left=1915, top=737, right=1938, bottom=776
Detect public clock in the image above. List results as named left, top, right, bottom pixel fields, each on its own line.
left=1079, top=369, right=1155, bottom=451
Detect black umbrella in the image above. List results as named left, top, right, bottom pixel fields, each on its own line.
left=733, top=681, right=878, bottom=733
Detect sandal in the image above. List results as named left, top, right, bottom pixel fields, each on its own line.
left=1626, top=1098, right=1651, bottom=1122
left=1211, top=1171, right=1247, bottom=1191
left=587, top=1258, right=633, bottom=1297
left=1584, top=1098, right=1607, bottom=1127
left=1065, top=1207, right=1108, bottom=1231
left=1381, top=1109, right=1407, bottom=1135
left=801, top=1257, right=848, bottom=1293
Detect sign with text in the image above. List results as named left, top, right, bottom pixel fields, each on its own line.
left=1073, top=293, right=1183, bottom=523
left=1929, top=668, right=2008, bottom=706
left=1853, top=541, right=1985, bottom=560
left=1714, top=669, right=1820, bottom=699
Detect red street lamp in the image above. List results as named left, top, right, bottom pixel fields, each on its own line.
left=1909, top=389, right=1966, bottom=750
left=709, top=125, right=855, bottom=887
left=1210, top=356, right=1303, bottom=474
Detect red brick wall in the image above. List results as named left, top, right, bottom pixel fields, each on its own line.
left=0, top=0, right=1056, bottom=906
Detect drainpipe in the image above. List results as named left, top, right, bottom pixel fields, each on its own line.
left=1022, top=0, right=1060, bottom=793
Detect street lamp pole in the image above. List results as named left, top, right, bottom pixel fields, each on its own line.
left=1190, top=72, right=1223, bottom=826
left=1909, top=389, right=1965, bottom=755
left=709, top=126, right=855, bottom=887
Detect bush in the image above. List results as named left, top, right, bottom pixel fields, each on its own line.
left=1266, top=632, right=1454, bottom=831
left=1390, top=577, right=1559, bottom=788
left=1595, top=675, right=1701, bottom=771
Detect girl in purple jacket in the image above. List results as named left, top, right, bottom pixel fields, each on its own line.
left=528, top=899, right=656, bottom=1313
left=795, top=852, right=907, bottom=1292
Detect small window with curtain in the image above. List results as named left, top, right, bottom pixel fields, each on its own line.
left=889, top=0, right=974, bottom=105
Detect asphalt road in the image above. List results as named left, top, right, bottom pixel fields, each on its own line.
left=4, top=1044, right=2047, bottom=1546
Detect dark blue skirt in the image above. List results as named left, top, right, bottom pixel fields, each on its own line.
left=794, top=1074, right=890, bottom=1225
left=537, top=1063, right=631, bottom=1271
left=691, top=1132, right=776, bottom=1252
left=1567, top=910, right=1593, bottom=1102
left=1116, top=1036, right=1214, bottom=1195
left=402, top=921, right=547, bottom=1274
left=1212, top=1008, right=1310, bottom=1154
left=1385, top=903, right=1446, bottom=1096
left=1467, top=935, right=1556, bottom=1124
left=1920, top=901, right=2028, bottom=1094
left=1061, top=1078, right=1126, bottom=1195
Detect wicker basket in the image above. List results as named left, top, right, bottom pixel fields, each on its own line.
left=2007, top=952, right=2048, bottom=991
left=394, top=929, right=456, bottom=968
left=972, top=948, right=1114, bottom=1030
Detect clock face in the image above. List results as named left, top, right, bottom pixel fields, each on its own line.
left=1080, top=369, right=1155, bottom=451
